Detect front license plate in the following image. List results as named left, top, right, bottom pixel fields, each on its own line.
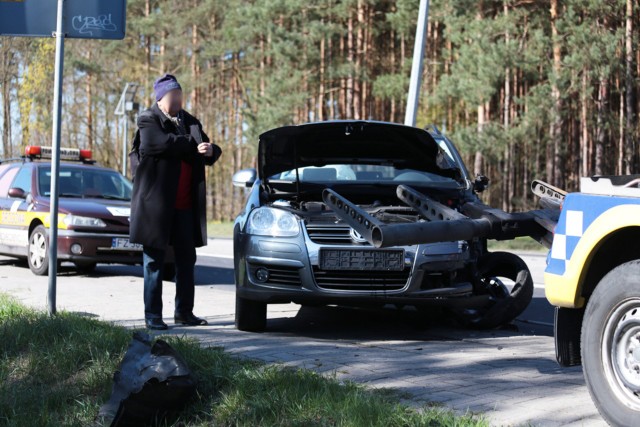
left=111, top=238, right=143, bottom=251
left=319, top=249, right=405, bottom=271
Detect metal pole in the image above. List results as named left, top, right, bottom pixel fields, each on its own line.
left=404, top=0, right=430, bottom=127
left=122, top=116, right=128, bottom=176
left=47, top=0, right=65, bottom=316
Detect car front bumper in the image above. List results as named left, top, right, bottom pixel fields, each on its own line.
left=235, top=229, right=488, bottom=308
left=56, top=230, right=142, bottom=265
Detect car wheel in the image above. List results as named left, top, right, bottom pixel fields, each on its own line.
left=235, top=296, right=267, bottom=332
left=74, top=261, right=97, bottom=273
left=455, top=251, right=534, bottom=329
left=28, top=225, right=49, bottom=276
left=581, top=260, right=640, bottom=426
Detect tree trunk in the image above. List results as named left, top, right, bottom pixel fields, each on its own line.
left=475, top=104, right=484, bottom=176
left=581, top=70, right=589, bottom=176
left=549, top=0, right=563, bottom=187
left=1, top=40, right=13, bottom=158
left=595, top=75, right=609, bottom=175
left=624, top=0, right=637, bottom=174
left=346, top=12, right=355, bottom=119
left=191, top=22, right=199, bottom=116
left=318, top=30, right=326, bottom=121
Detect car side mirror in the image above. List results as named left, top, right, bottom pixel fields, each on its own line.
left=232, top=168, right=257, bottom=189
left=473, top=175, right=489, bottom=193
left=8, top=187, right=27, bottom=199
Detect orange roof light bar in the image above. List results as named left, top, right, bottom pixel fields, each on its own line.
left=25, top=146, right=92, bottom=161
left=24, top=145, right=41, bottom=156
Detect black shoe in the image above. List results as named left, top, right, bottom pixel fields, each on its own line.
left=145, top=318, right=168, bottom=330
left=174, top=312, right=208, bottom=326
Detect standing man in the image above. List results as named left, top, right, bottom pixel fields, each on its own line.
left=130, top=74, right=222, bottom=330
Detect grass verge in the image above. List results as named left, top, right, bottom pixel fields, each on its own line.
left=207, top=221, right=235, bottom=239
left=488, top=236, right=547, bottom=253
left=0, top=294, right=487, bottom=427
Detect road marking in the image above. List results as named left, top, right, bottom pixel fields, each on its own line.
left=196, top=252, right=234, bottom=260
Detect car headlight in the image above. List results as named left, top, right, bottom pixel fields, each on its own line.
left=246, top=207, right=299, bottom=237
left=63, top=215, right=107, bottom=228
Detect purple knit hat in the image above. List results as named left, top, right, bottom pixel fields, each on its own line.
left=153, top=74, right=182, bottom=101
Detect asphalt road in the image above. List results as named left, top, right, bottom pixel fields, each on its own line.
left=0, top=242, right=604, bottom=426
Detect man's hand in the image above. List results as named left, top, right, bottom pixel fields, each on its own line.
left=197, top=142, right=214, bottom=157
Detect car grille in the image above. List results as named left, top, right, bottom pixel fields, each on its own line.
left=250, top=265, right=301, bottom=287
left=305, top=223, right=367, bottom=245
left=312, top=266, right=410, bottom=291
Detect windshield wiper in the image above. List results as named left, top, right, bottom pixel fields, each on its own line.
left=58, top=193, right=83, bottom=198
left=90, top=195, right=130, bottom=201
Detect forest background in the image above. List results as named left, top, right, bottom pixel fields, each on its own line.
left=1, top=0, right=638, bottom=219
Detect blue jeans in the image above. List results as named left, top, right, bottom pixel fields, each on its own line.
left=143, top=209, right=197, bottom=319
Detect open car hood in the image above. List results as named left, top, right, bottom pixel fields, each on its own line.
left=258, top=121, right=460, bottom=181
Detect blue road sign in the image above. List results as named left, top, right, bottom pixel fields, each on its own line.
left=0, top=0, right=126, bottom=39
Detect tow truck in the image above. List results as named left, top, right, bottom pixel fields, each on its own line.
left=543, top=176, right=640, bottom=426
left=0, top=145, right=143, bottom=275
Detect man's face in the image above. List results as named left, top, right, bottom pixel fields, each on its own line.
left=161, top=89, right=183, bottom=116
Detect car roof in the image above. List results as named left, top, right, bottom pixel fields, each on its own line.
left=0, top=158, right=116, bottom=172
left=34, top=161, right=115, bottom=172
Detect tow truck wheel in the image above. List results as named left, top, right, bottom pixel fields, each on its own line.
left=235, top=296, right=267, bottom=332
left=582, top=260, right=640, bottom=426
left=455, top=251, right=534, bottom=329
left=28, top=225, right=49, bottom=276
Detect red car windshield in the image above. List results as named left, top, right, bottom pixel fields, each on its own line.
left=38, top=166, right=133, bottom=200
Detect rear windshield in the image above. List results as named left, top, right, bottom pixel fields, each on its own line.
left=38, top=166, right=132, bottom=201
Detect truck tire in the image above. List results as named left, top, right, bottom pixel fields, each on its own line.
left=581, top=260, right=640, bottom=426
left=235, top=296, right=267, bottom=332
left=456, top=251, right=534, bottom=329
left=554, top=306, right=584, bottom=367
left=28, top=225, right=49, bottom=276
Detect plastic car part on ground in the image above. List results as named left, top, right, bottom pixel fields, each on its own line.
left=98, top=332, right=196, bottom=426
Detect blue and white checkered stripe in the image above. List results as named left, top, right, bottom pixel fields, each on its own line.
left=547, top=210, right=584, bottom=275
left=546, top=193, right=640, bottom=276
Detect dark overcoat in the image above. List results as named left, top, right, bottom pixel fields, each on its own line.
left=130, top=103, right=222, bottom=249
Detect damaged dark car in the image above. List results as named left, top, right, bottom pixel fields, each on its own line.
left=232, top=121, right=542, bottom=332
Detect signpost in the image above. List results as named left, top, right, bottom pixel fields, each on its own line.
left=404, top=0, right=430, bottom=127
left=0, top=0, right=127, bottom=315
left=115, top=83, right=140, bottom=177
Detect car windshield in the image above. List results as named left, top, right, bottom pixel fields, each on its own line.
left=272, top=141, right=463, bottom=185
left=38, top=166, right=133, bottom=200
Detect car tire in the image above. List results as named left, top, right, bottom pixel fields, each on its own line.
left=28, top=225, right=49, bottom=276
left=235, top=296, right=267, bottom=332
left=581, top=260, right=640, bottom=426
left=455, top=251, right=534, bottom=329
left=74, top=261, right=97, bottom=273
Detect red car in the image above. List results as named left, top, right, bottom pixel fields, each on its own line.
left=0, top=146, right=143, bottom=275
